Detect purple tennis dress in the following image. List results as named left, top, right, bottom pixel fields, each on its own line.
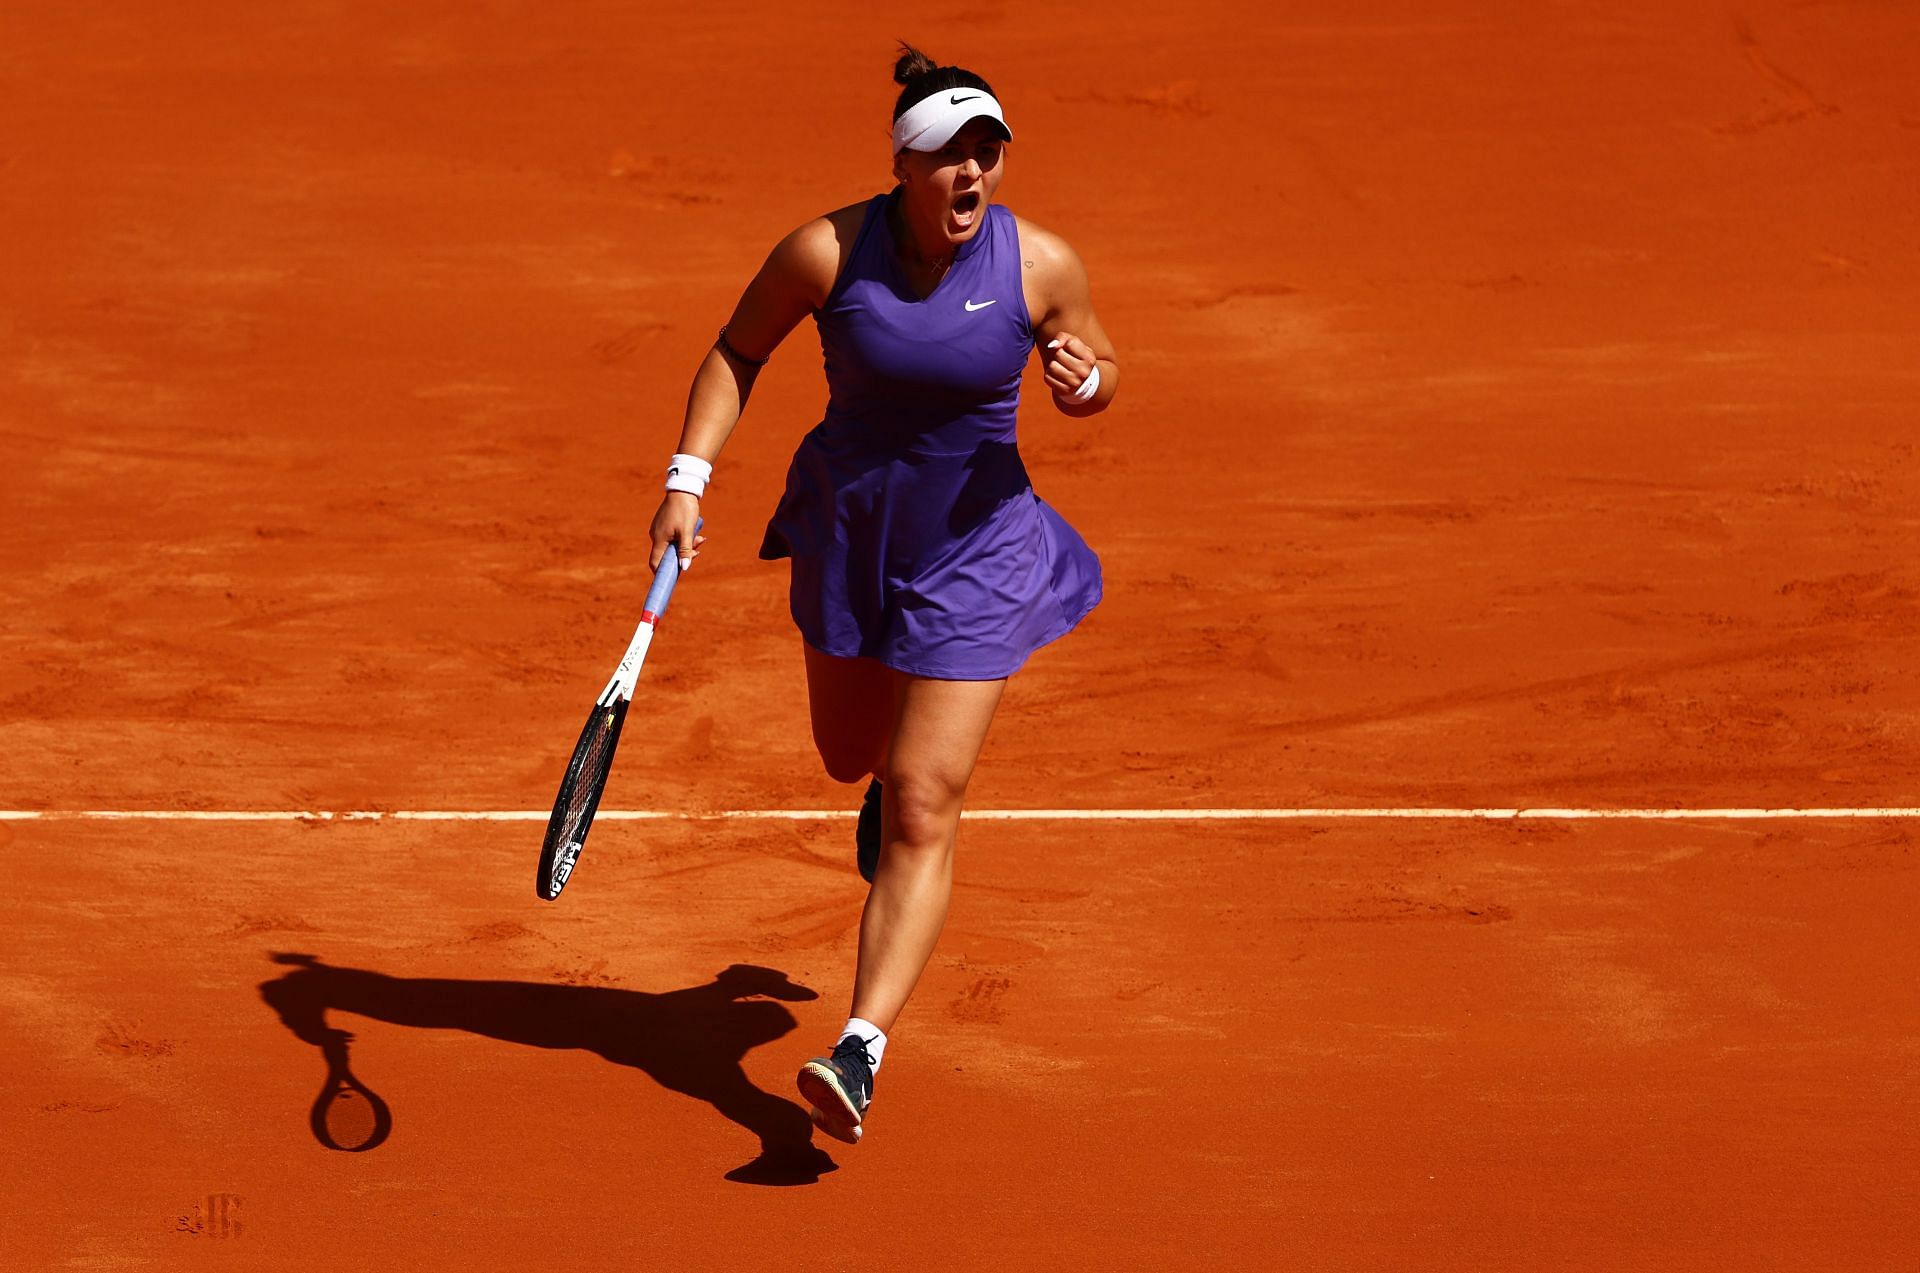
left=759, top=191, right=1102, bottom=680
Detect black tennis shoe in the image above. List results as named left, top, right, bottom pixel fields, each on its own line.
left=855, top=778, right=883, bottom=883
left=797, top=1034, right=877, bottom=1145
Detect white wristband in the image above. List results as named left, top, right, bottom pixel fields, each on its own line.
left=1069, top=363, right=1101, bottom=403
left=664, top=452, right=712, bottom=498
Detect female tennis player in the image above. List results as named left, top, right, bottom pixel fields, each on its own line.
left=647, top=45, right=1117, bottom=1147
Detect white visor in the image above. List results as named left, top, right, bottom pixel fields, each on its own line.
left=890, top=90, right=1013, bottom=154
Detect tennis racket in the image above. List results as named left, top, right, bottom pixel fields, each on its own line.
left=536, top=521, right=700, bottom=901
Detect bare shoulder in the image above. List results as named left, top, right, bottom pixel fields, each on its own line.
left=767, top=201, right=871, bottom=305
left=1013, top=214, right=1091, bottom=329
left=1011, top=214, right=1086, bottom=281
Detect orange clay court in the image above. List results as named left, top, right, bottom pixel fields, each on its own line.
left=3, top=3, right=1917, bottom=1269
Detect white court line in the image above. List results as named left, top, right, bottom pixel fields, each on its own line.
left=1, top=807, right=1918, bottom=822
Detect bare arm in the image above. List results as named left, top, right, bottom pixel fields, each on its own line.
left=647, top=215, right=843, bottom=570
left=1019, top=218, right=1120, bottom=419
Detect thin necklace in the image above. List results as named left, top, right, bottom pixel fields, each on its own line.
left=890, top=196, right=950, bottom=281
left=903, top=237, right=950, bottom=278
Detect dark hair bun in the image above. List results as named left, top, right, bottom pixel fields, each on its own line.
left=888, top=42, right=995, bottom=123
left=893, top=43, right=938, bottom=86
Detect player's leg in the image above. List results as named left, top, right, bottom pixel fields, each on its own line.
left=804, top=643, right=900, bottom=881
left=799, top=673, right=1005, bottom=1142
left=801, top=642, right=897, bottom=783
left=853, top=673, right=1006, bottom=1029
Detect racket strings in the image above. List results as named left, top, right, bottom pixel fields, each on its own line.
left=560, top=714, right=618, bottom=842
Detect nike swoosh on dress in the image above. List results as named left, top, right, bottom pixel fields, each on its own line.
left=964, top=299, right=997, bottom=311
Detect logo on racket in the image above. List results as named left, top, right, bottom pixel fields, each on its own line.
left=553, top=841, right=582, bottom=889
left=599, top=627, right=657, bottom=705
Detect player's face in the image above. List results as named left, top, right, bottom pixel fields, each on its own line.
left=894, top=119, right=1007, bottom=244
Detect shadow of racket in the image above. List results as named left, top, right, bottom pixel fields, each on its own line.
left=310, top=1028, right=393, bottom=1152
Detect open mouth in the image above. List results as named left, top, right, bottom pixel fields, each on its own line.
left=950, top=190, right=982, bottom=228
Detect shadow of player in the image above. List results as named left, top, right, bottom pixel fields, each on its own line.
left=258, top=952, right=836, bottom=1186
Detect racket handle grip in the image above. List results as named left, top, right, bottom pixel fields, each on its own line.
left=644, top=515, right=703, bottom=619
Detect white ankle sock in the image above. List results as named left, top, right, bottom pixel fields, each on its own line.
left=839, top=1017, right=887, bottom=1073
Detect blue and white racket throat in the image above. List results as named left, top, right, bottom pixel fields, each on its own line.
left=596, top=524, right=697, bottom=706
left=596, top=625, right=656, bottom=706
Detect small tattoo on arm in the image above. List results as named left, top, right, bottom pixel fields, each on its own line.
left=1024, top=259, right=1033, bottom=269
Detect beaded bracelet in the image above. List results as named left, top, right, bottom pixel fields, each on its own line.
left=715, top=326, right=769, bottom=367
